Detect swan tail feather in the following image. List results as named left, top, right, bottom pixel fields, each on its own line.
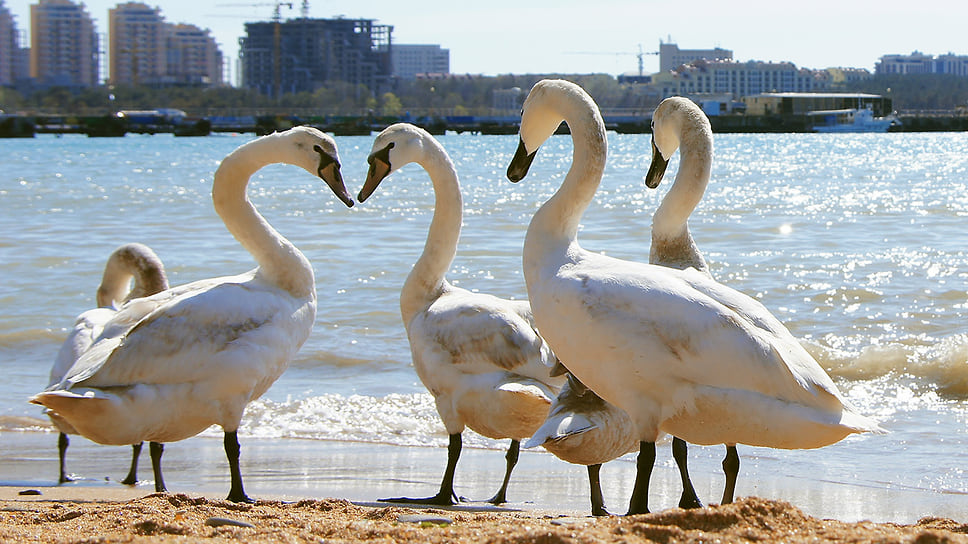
left=841, top=409, right=886, bottom=434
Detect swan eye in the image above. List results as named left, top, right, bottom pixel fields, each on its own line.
left=315, top=147, right=339, bottom=178
left=367, top=142, right=395, bottom=167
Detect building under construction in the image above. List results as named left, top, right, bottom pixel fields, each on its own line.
left=240, top=17, right=392, bottom=98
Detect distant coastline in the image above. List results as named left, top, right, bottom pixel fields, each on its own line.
left=3, top=110, right=967, bottom=138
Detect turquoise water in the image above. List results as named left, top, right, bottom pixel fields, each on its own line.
left=0, top=131, right=966, bottom=517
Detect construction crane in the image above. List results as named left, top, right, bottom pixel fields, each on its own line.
left=567, top=44, right=659, bottom=77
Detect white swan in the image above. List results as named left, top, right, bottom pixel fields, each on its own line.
left=647, top=96, right=745, bottom=507
left=31, top=126, right=354, bottom=502
left=358, top=123, right=564, bottom=505
left=506, top=79, right=882, bottom=515
left=47, top=243, right=169, bottom=487
left=523, top=96, right=717, bottom=516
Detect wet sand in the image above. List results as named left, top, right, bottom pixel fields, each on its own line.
left=1, top=431, right=966, bottom=542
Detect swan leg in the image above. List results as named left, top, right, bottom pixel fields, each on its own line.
left=224, top=431, right=253, bottom=503
left=627, top=441, right=656, bottom=515
left=57, top=432, right=73, bottom=484
left=588, top=463, right=611, bottom=516
left=672, top=437, right=703, bottom=509
left=149, top=442, right=167, bottom=493
left=486, top=439, right=519, bottom=505
left=721, top=445, right=739, bottom=505
left=121, top=442, right=143, bottom=485
left=380, top=433, right=461, bottom=506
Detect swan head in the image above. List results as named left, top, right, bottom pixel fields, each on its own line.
left=646, top=97, right=708, bottom=189
left=506, top=80, right=577, bottom=182
left=284, top=126, right=354, bottom=208
left=96, top=243, right=168, bottom=308
left=358, top=123, right=428, bottom=202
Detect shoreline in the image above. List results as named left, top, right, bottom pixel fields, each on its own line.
left=1, top=431, right=964, bottom=525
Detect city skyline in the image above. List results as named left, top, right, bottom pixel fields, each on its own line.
left=4, top=0, right=967, bottom=80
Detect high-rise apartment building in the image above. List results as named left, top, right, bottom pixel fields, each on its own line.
left=389, top=44, right=449, bottom=79
left=166, top=23, right=222, bottom=86
left=0, top=0, right=27, bottom=86
left=240, top=17, right=392, bottom=98
left=29, top=0, right=99, bottom=87
left=109, top=2, right=166, bottom=86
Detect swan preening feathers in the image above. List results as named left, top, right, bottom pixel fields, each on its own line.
left=507, top=79, right=881, bottom=514
left=46, top=243, right=169, bottom=487
left=359, top=123, right=563, bottom=505
left=32, top=127, right=353, bottom=502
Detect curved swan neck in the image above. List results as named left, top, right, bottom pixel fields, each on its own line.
left=212, top=135, right=314, bottom=298
left=651, top=115, right=712, bottom=274
left=526, top=96, right=607, bottom=253
left=97, top=247, right=168, bottom=307
left=401, top=138, right=462, bottom=323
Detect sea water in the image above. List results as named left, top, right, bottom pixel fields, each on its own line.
left=0, top=131, right=966, bottom=517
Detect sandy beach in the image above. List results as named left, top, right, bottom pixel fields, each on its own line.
left=2, top=431, right=967, bottom=542
left=2, top=486, right=967, bottom=543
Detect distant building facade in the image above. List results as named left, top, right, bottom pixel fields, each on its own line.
left=492, top=86, right=524, bottom=113
left=0, top=0, right=28, bottom=86
left=240, top=17, right=392, bottom=98
left=659, top=41, right=732, bottom=72
left=110, top=3, right=222, bottom=87
left=876, top=51, right=968, bottom=77
left=389, top=44, right=449, bottom=79
left=109, top=2, right=166, bottom=86
left=825, top=67, right=874, bottom=87
left=651, top=58, right=825, bottom=101
left=165, top=23, right=222, bottom=86
left=30, top=0, right=99, bottom=87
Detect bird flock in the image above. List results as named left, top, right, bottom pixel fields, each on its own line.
left=31, top=79, right=882, bottom=516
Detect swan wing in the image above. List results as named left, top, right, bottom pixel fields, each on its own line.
left=549, top=256, right=843, bottom=410
left=524, top=412, right=597, bottom=448
left=61, top=275, right=312, bottom=389
left=48, top=307, right=116, bottom=386
left=409, top=290, right=556, bottom=382
left=674, top=266, right=845, bottom=400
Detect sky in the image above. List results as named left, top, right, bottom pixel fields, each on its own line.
left=6, top=0, right=966, bottom=84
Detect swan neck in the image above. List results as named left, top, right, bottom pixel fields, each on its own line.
left=526, top=104, right=607, bottom=254
left=401, top=145, right=462, bottom=322
left=212, top=138, right=314, bottom=298
left=652, top=126, right=712, bottom=260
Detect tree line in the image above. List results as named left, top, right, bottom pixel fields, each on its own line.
left=1, top=74, right=966, bottom=117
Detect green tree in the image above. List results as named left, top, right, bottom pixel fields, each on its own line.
left=380, top=92, right=403, bottom=116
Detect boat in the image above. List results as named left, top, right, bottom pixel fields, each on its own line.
left=0, top=113, right=36, bottom=138
left=808, top=106, right=900, bottom=133
left=173, top=117, right=212, bottom=137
